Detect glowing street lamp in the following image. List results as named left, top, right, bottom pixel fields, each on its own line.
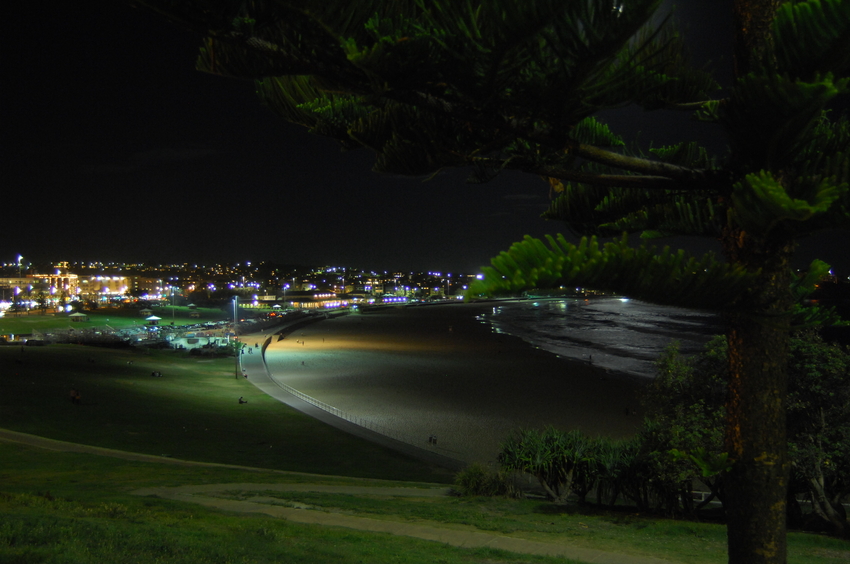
left=232, top=295, right=239, bottom=379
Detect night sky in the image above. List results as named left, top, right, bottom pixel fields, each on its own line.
left=5, top=1, right=848, bottom=274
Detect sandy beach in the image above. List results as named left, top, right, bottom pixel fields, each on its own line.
left=263, top=302, right=648, bottom=464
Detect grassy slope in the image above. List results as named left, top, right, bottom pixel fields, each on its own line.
left=2, top=442, right=847, bottom=564
left=0, top=344, right=452, bottom=482
left=1, top=341, right=848, bottom=563
left=2, top=444, right=573, bottom=564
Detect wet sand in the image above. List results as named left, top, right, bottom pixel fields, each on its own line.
left=263, top=302, right=647, bottom=464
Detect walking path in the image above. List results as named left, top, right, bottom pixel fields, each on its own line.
left=0, top=317, right=678, bottom=564
left=0, top=428, right=676, bottom=564
left=238, top=327, right=465, bottom=471
left=132, top=482, right=676, bottom=564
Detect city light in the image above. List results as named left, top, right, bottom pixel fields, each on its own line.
left=0, top=257, right=495, bottom=314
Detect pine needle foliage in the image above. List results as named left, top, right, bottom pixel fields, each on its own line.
left=468, top=234, right=756, bottom=310
left=128, top=2, right=849, bottom=559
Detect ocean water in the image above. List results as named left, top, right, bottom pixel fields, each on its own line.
left=478, top=297, right=724, bottom=379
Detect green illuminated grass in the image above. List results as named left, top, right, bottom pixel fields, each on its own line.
left=0, top=344, right=451, bottom=482
left=2, top=442, right=847, bottom=564
left=1, top=344, right=847, bottom=564
left=0, top=306, right=230, bottom=334
left=0, top=463, right=572, bottom=564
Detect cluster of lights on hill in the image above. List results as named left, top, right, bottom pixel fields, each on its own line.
left=0, top=257, right=485, bottom=314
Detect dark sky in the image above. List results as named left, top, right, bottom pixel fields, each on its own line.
left=4, top=1, right=848, bottom=274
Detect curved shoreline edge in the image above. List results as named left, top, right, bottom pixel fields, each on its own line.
left=249, top=303, right=647, bottom=468
left=245, top=331, right=466, bottom=471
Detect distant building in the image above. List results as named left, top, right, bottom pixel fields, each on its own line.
left=278, top=290, right=350, bottom=310
left=77, top=275, right=162, bottom=302
left=0, top=269, right=79, bottom=306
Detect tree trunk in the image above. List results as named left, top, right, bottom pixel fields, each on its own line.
left=809, top=473, right=850, bottom=537
left=722, top=231, right=794, bottom=564
left=726, top=2, right=791, bottom=561
left=732, top=0, right=782, bottom=76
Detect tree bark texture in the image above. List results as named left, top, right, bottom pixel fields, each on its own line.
left=732, top=0, right=782, bottom=76
left=722, top=230, right=794, bottom=564
left=726, top=3, right=791, bottom=562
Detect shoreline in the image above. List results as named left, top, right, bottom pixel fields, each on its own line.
left=263, top=303, right=648, bottom=464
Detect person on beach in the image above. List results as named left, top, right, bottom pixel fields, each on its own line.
left=239, top=397, right=247, bottom=404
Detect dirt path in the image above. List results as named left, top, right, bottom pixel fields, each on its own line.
left=132, top=482, right=676, bottom=564
left=2, top=427, right=677, bottom=564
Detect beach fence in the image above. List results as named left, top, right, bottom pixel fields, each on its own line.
left=258, top=335, right=461, bottom=461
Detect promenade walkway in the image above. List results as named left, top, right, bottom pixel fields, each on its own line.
left=237, top=325, right=465, bottom=471
left=0, top=315, right=679, bottom=563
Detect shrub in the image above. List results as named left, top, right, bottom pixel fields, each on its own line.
left=453, top=463, right=521, bottom=498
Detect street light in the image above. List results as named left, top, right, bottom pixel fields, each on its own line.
left=282, top=284, right=289, bottom=310
left=232, top=295, right=239, bottom=379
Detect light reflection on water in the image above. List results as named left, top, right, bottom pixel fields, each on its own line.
left=480, top=297, right=723, bottom=379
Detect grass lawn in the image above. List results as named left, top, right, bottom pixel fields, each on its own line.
left=0, top=306, right=232, bottom=335
left=1, top=444, right=575, bottom=564
left=0, top=343, right=451, bottom=482
left=2, top=442, right=847, bottom=564
left=1, top=343, right=848, bottom=563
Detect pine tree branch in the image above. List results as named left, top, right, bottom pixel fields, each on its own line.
left=384, top=89, right=713, bottom=182
left=201, top=31, right=363, bottom=82
left=668, top=101, right=717, bottom=111
left=472, top=157, right=678, bottom=189
left=208, top=35, right=344, bottom=78
left=137, top=1, right=718, bottom=187
left=569, top=143, right=708, bottom=180
left=536, top=170, right=678, bottom=189
left=467, top=233, right=758, bottom=310
left=131, top=1, right=365, bottom=82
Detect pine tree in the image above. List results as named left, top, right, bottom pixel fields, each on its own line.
left=131, top=1, right=849, bottom=562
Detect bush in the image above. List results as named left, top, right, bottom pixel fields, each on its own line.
left=452, top=463, right=521, bottom=498
left=641, top=332, right=850, bottom=534
left=188, top=346, right=232, bottom=357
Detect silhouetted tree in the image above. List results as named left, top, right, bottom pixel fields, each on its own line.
left=130, top=1, right=849, bottom=561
